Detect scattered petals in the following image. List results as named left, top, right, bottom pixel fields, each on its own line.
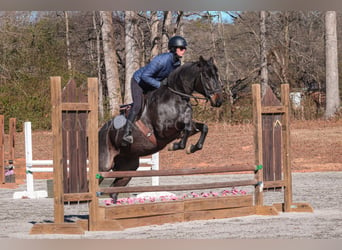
left=103, top=188, right=248, bottom=205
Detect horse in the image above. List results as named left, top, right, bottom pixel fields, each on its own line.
left=98, top=56, right=224, bottom=203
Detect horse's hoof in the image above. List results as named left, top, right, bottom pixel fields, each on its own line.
left=186, top=145, right=194, bottom=154
left=168, top=143, right=175, bottom=151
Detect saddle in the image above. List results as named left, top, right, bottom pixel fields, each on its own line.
left=113, top=103, right=157, bottom=145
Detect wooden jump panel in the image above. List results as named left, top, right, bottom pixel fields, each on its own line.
left=88, top=195, right=280, bottom=231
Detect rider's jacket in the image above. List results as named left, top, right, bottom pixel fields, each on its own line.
left=133, top=52, right=181, bottom=92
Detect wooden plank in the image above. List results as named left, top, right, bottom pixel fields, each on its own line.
left=273, top=118, right=282, bottom=182
left=91, top=220, right=124, bottom=231
left=255, top=205, right=279, bottom=215
left=184, top=195, right=253, bottom=211
left=117, top=213, right=184, bottom=229
left=61, top=103, right=90, bottom=111
left=77, top=85, right=88, bottom=193
left=87, top=78, right=99, bottom=231
left=100, top=179, right=258, bottom=194
left=30, top=223, right=85, bottom=235
left=263, top=180, right=285, bottom=189
left=289, top=203, right=314, bottom=213
left=8, top=118, right=16, bottom=162
left=252, top=84, right=263, bottom=206
left=0, top=115, right=4, bottom=184
left=261, top=106, right=286, bottom=114
left=99, top=165, right=256, bottom=178
left=273, top=203, right=313, bottom=213
left=184, top=206, right=256, bottom=221
left=281, top=84, right=293, bottom=212
left=75, top=219, right=89, bottom=231
left=63, top=192, right=93, bottom=202
left=104, top=200, right=184, bottom=219
left=63, top=81, right=78, bottom=194
left=51, top=76, right=64, bottom=224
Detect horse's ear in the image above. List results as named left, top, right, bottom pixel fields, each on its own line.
left=199, top=56, right=205, bottom=63
left=209, top=57, right=215, bottom=64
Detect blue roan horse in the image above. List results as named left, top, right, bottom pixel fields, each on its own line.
left=98, top=56, right=224, bottom=203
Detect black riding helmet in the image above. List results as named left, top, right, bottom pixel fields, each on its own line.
left=168, top=36, right=187, bottom=52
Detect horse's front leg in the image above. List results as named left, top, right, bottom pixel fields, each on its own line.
left=186, top=121, right=208, bottom=154
left=109, top=155, right=139, bottom=204
left=168, top=128, right=191, bottom=151
left=168, top=104, right=192, bottom=151
left=109, top=177, right=132, bottom=204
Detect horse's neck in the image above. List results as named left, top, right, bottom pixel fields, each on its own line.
left=169, top=63, right=198, bottom=95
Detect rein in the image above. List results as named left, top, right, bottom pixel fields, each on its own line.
left=167, top=86, right=208, bottom=104
left=167, top=72, right=209, bottom=105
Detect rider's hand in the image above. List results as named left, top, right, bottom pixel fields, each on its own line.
left=161, top=78, right=168, bottom=87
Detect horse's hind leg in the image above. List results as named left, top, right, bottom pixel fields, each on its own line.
left=186, top=122, right=208, bottom=154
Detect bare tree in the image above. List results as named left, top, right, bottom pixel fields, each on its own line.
left=124, top=11, right=139, bottom=103
left=64, top=11, right=72, bottom=78
left=324, top=11, right=340, bottom=118
left=260, top=11, right=268, bottom=96
left=150, top=11, right=160, bottom=58
left=162, top=11, right=172, bottom=52
left=100, top=11, right=121, bottom=115
left=92, top=11, right=104, bottom=119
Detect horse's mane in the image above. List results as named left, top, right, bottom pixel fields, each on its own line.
left=167, top=61, right=197, bottom=86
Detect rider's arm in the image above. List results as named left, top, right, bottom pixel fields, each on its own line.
left=140, top=58, right=163, bottom=89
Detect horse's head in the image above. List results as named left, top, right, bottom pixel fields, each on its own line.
left=195, top=56, right=223, bottom=107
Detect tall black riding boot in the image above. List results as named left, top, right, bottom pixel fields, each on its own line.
left=122, top=121, right=133, bottom=146
left=121, top=109, right=137, bottom=146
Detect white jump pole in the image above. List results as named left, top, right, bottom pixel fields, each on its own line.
left=151, top=152, right=159, bottom=186
left=25, top=121, right=34, bottom=194
left=13, top=122, right=48, bottom=199
left=14, top=122, right=160, bottom=199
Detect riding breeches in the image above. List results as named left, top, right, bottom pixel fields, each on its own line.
left=127, top=78, right=144, bottom=123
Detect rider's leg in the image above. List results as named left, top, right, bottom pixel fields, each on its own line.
left=122, top=78, right=143, bottom=145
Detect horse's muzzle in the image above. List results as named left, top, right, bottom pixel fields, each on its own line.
left=209, top=93, right=223, bottom=107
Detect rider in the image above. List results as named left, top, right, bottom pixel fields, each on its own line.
left=121, top=35, right=188, bottom=146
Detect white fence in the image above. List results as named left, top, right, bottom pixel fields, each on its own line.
left=13, top=122, right=159, bottom=199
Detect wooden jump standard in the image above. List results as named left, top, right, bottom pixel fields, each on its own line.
left=30, top=79, right=312, bottom=235
left=0, top=115, right=16, bottom=186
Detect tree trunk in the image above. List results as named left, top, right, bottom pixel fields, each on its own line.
left=260, top=10, right=268, bottom=97
left=150, top=11, right=160, bottom=58
left=93, top=11, right=104, bottom=120
left=124, top=11, right=139, bottom=103
left=162, top=11, right=172, bottom=52
left=324, top=11, right=340, bottom=118
left=64, top=11, right=72, bottom=78
left=100, top=11, right=121, bottom=116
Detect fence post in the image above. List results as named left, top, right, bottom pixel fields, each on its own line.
left=0, top=115, right=4, bottom=184
left=252, top=84, right=264, bottom=206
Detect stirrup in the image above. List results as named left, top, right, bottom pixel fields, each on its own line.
left=121, top=134, right=133, bottom=146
